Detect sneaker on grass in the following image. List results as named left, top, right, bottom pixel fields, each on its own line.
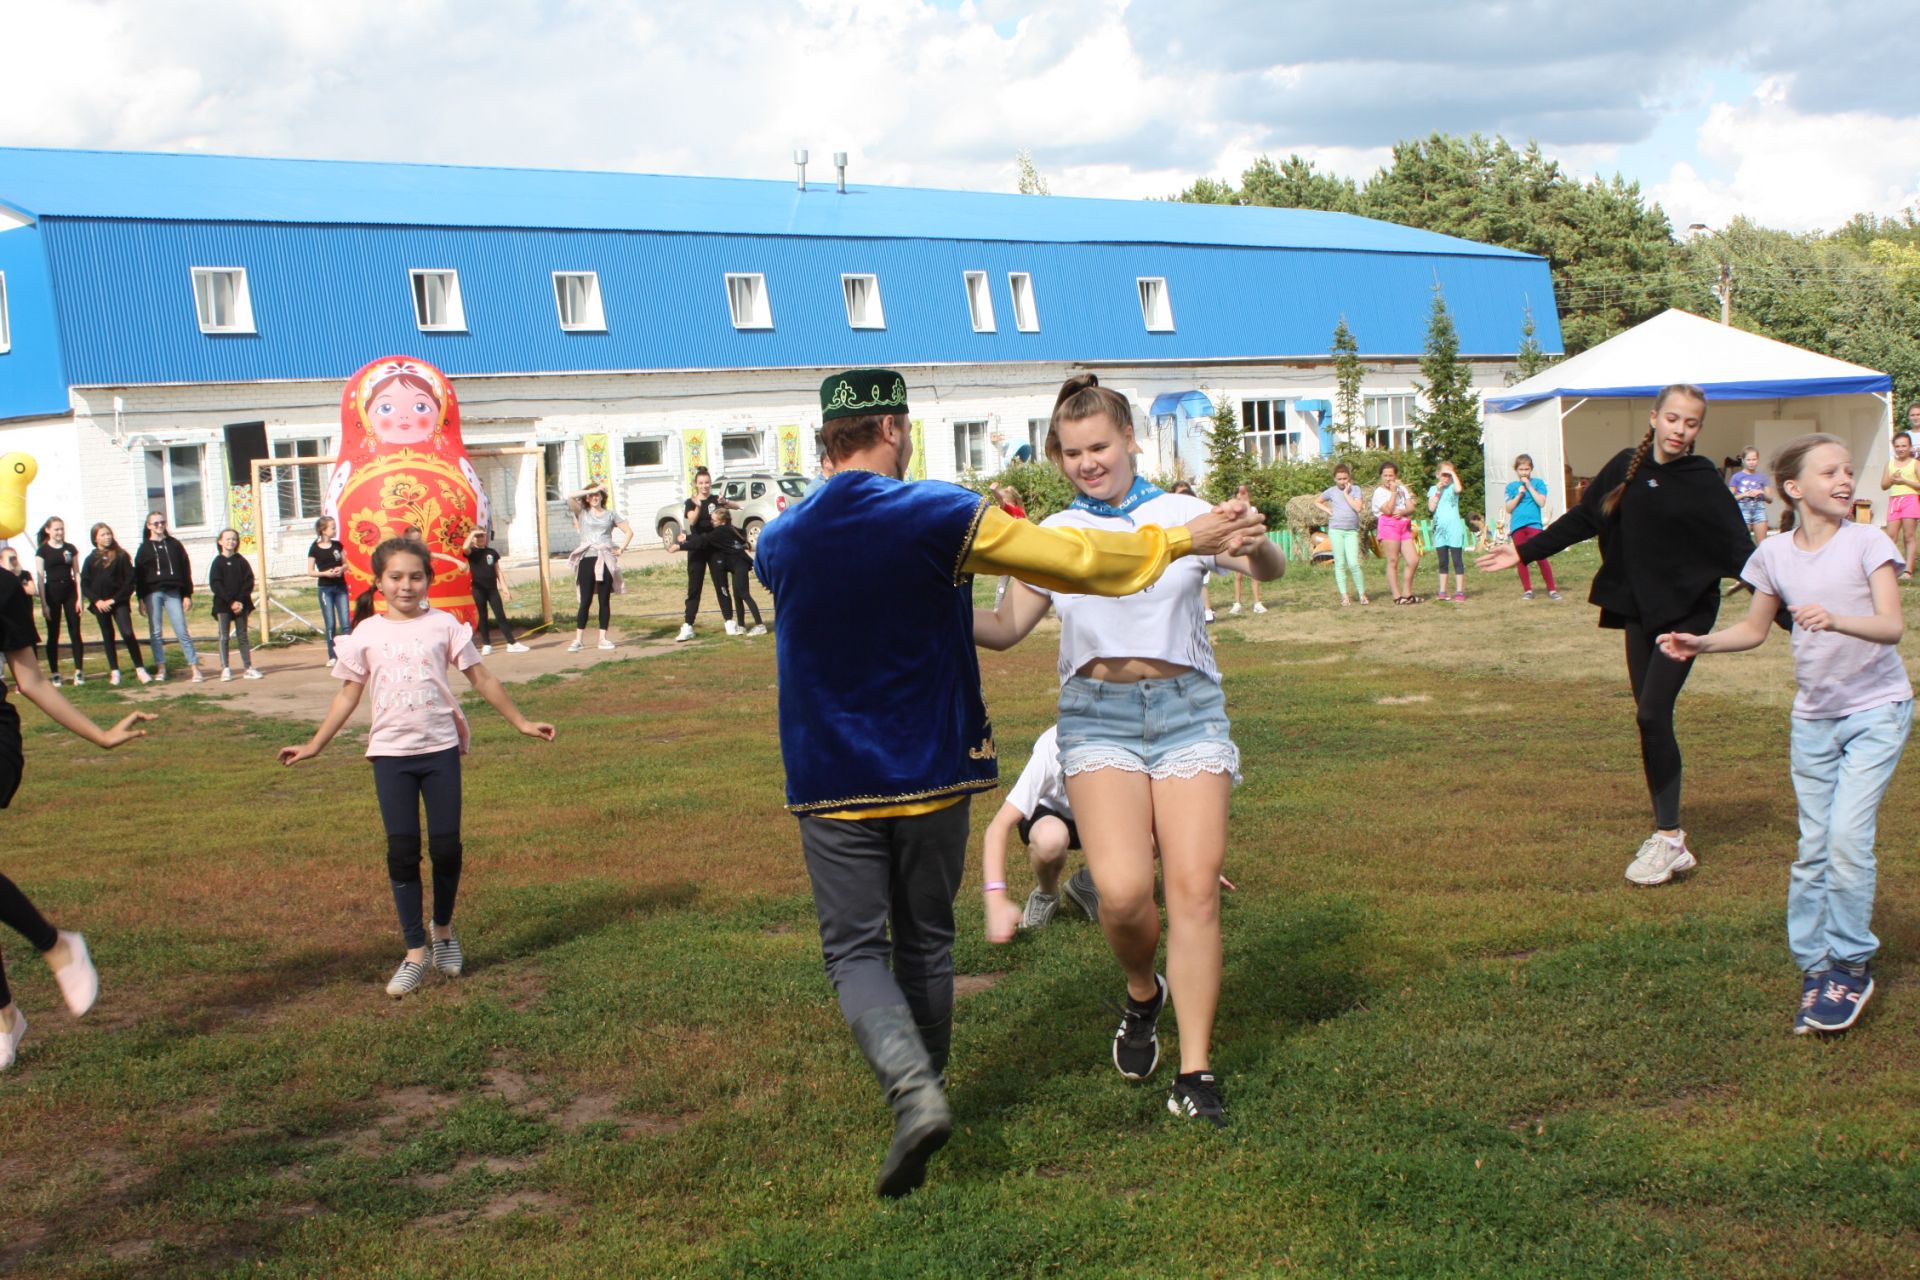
left=385, top=959, right=430, bottom=998
left=675, top=624, right=695, bottom=643
left=1805, top=966, right=1874, bottom=1033
left=430, top=934, right=464, bottom=978
left=1168, top=1071, right=1227, bottom=1127
left=1624, top=832, right=1695, bottom=886
left=1794, top=972, right=1826, bottom=1036
left=1020, top=889, right=1059, bottom=930
left=1062, top=867, right=1100, bottom=922
left=506, top=642, right=530, bottom=653
left=1113, top=973, right=1167, bottom=1080
left=0, top=1007, right=24, bottom=1071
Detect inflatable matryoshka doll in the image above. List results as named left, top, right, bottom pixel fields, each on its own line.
left=324, top=356, right=488, bottom=626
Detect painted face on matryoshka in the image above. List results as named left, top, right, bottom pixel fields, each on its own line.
left=365, top=375, right=443, bottom=446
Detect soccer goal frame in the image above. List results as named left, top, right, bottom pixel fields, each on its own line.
left=248, top=447, right=554, bottom=644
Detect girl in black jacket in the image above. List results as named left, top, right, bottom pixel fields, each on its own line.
left=710, top=508, right=765, bottom=636
left=208, top=528, right=262, bottom=681
left=1479, top=384, right=1752, bottom=887
left=33, top=518, right=84, bottom=685
left=80, top=523, right=149, bottom=687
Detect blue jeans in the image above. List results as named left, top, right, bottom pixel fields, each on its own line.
left=318, top=585, right=352, bottom=659
left=144, top=590, right=198, bottom=668
left=1787, top=699, right=1910, bottom=974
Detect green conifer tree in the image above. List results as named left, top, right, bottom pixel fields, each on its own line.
left=1331, top=317, right=1365, bottom=444
left=1202, top=398, right=1249, bottom=504
left=1412, top=285, right=1484, bottom=510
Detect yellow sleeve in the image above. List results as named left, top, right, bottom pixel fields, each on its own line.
left=963, top=506, right=1193, bottom=597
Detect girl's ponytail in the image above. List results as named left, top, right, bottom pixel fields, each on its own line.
left=1602, top=426, right=1655, bottom=519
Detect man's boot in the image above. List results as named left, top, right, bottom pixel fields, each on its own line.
left=918, top=1015, right=952, bottom=1082
left=850, top=1004, right=952, bottom=1198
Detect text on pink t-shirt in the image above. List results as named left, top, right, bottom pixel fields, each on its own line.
left=332, top=611, right=482, bottom=756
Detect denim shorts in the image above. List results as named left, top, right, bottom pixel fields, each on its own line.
left=1737, top=497, right=1768, bottom=525
left=1056, top=670, right=1240, bottom=782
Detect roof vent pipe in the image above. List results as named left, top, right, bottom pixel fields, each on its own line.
left=794, top=149, right=809, bottom=191
left=834, top=152, right=848, bottom=194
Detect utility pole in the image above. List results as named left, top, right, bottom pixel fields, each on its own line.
left=1713, top=262, right=1733, bottom=325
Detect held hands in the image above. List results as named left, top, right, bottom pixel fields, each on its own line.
left=1186, top=487, right=1268, bottom=557
left=984, top=891, right=1021, bottom=944
left=1657, top=631, right=1706, bottom=661
left=101, top=711, right=156, bottom=749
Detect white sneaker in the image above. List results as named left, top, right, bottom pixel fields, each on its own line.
left=1625, top=832, right=1696, bottom=886
left=567, top=640, right=584, bottom=652
left=49, top=931, right=98, bottom=1016
left=597, top=638, right=615, bottom=649
left=1252, top=602, right=1268, bottom=614
left=154, top=668, right=168, bottom=683
left=1204, top=609, right=1216, bottom=623
left=72, top=671, right=85, bottom=685
left=724, top=620, right=741, bottom=636
left=243, top=668, right=263, bottom=680
left=481, top=644, right=492, bottom=656
left=221, top=668, right=233, bottom=682
left=189, top=667, right=204, bottom=683
left=675, top=625, right=695, bottom=643
left=506, top=643, right=529, bottom=653
left=1229, top=602, right=1242, bottom=615
left=0, top=1007, right=24, bottom=1071
left=325, top=657, right=336, bottom=668
left=746, top=624, right=768, bottom=637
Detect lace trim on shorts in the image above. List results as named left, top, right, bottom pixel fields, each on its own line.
left=1148, top=741, right=1241, bottom=784
left=1062, top=749, right=1150, bottom=777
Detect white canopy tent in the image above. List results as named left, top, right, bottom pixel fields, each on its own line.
left=1482, top=309, right=1895, bottom=529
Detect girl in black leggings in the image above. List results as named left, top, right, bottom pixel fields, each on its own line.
left=0, top=566, right=153, bottom=1069
left=33, top=517, right=84, bottom=685
left=81, top=522, right=149, bottom=686
left=1479, top=383, right=1753, bottom=887
left=675, top=470, right=734, bottom=641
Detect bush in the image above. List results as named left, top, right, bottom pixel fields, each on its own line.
left=980, top=460, right=1076, bottom=521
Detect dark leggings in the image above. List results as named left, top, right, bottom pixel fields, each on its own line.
left=575, top=557, right=612, bottom=631
left=682, top=543, right=733, bottom=625
left=728, top=560, right=762, bottom=626
left=371, top=748, right=463, bottom=950
left=1434, top=545, right=1464, bottom=574
left=42, top=597, right=84, bottom=674
left=1624, top=607, right=1715, bottom=830
left=473, top=584, right=516, bottom=646
left=90, top=602, right=144, bottom=671
left=0, top=874, right=59, bottom=1009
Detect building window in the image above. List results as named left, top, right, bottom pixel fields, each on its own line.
left=1364, top=394, right=1416, bottom=451
left=1138, top=277, right=1173, bottom=331
left=0, top=272, right=10, bottom=353
left=721, top=430, right=764, bottom=467
left=842, top=274, right=884, bottom=329
left=410, top=269, right=466, bottom=331
left=964, top=271, right=995, bottom=332
left=553, top=272, right=606, bottom=331
left=271, top=438, right=326, bottom=521
left=542, top=442, right=566, bottom=501
left=1028, top=417, right=1050, bottom=458
left=726, top=273, right=772, bottom=329
left=144, top=445, right=207, bottom=528
left=1239, top=399, right=1308, bottom=464
left=953, top=420, right=990, bottom=474
left=1009, top=272, right=1039, bottom=331
left=623, top=437, right=666, bottom=469
left=191, top=267, right=255, bottom=334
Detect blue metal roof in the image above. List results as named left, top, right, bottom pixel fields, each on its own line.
left=0, top=148, right=1535, bottom=258
left=0, top=149, right=1564, bottom=412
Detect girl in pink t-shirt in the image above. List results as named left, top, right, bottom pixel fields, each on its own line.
left=278, top=539, right=555, bottom=997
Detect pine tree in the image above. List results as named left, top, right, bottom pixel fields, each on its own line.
left=1202, top=397, right=1249, bottom=504
left=1507, top=305, right=1552, bottom=385
left=1331, top=317, right=1365, bottom=444
left=1412, top=285, right=1484, bottom=510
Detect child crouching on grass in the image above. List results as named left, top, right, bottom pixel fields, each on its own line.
left=1659, top=434, right=1907, bottom=1035
left=278, top=538, right=555, bottom=998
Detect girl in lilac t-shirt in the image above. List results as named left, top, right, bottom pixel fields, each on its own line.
left=278, top=538, right=556, bottom=998
left=1659, top=434, right=1909, bottom=1037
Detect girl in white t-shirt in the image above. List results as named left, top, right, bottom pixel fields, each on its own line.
left=1660, top=435, right=1909, bottom=1036
left=278, top=538, right=556, bottom=998
left=974, top=374, right=1281, bottom=1126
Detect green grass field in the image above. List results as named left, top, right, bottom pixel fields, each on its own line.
left=3, top=547, right=1918, bottom=1277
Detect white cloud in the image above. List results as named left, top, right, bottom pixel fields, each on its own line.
left=1651, top=90, right=1920, bottom=233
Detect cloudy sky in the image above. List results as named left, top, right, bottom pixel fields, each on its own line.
left=5, top=0, right=1917, bottom=233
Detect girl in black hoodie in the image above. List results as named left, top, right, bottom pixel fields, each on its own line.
left=80, top=523, right=149, bottom=687
left=208, top=528, right=261, bottom=681
left=1479, top=384, right=1752, bottom=887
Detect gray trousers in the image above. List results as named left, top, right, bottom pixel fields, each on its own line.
left=798, top=800, right=970, bottom=1029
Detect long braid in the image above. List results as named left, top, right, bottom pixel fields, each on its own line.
left=1602, top=426, right=1655, bottom=518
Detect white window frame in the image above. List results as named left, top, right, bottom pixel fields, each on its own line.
left=1137, top=277, right=1173, bottom=332
left=270, top=437, right=329, bottom=522
left=190, top=267, right=255, bottom=335
left=0, top=272, right=9, bottom=353
left=841, top=274, right=885, bottom=329
left=622, top=436, right=669, bottom=471
left=553, top=271, right=606, bottom=332
left=409, top=269, right=466, bottom=332
left=1027, top=416, right=1049, bottom=458
left=1239, top=399, right=1309, bottom=464
left=143, top=444, right=210, bottom=530
left=720, top=429, right=766, bottom=468
left=725, top=273, right=772, bottom=329
left=964, top=270, right=996, bottom=332
left=953, top=420, right=990, bottom=475
left=1009, top=272, right=1039, bottom=332
left=1364, top=394, right=1417, bottom=452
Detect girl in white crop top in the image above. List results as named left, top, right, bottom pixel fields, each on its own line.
left=973, top=375, right=1282, bottom=1126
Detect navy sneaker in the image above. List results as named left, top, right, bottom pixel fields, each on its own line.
left=1112, top=974, right=1167, bottom=1080
left=1794, top=972, right=1825, bottom=1036
left=1168, top=1071, right=1227, bottom=1127
left=1804, top=966, right=1875, bottom=1033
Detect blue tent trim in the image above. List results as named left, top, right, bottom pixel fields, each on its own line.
left=1487, top=374, right=1893, bottom=414
left=1149, top=390, right=1216, bottom=418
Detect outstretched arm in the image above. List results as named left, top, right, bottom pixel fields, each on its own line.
left=5, top=646, right=153, bottom=747
left=278, top=680, right=365, bottom=764
left=1658, top=586, right=1782, bottom=660
left=974, top=580, right=1051, bottom=651
left=962, top=504, right=1264, bottom=598
left=462, top=662, right=557, bottom=741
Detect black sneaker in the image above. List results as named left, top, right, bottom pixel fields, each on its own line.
left=1112, top=974, right=1167, bottom=1079
left=1063, top=867, right=1101, bottom=922
left=1168, top=1071, right=1227, bottom=1127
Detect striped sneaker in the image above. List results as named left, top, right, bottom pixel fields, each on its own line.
left=430, top=934, right=464, bottom=977
left=1168, top=1071, right=1227, bottom=1127
left=1112, top=974, right=1167, bottom=1080
left=1794, top=972, right=1825, bottom=1036
left=385, top=959, right=430, bottom=998
left=1020, top=890, right=1059, bottom=930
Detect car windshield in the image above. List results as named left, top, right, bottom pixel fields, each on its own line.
left=778, top=478, right=813, bottom=499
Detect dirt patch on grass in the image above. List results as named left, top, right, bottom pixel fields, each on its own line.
left=418, top=1188, right=572, bottom=1233
left=954, top=972, right=1007, bottom=998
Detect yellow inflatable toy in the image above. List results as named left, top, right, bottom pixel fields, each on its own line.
left=0, top=453, right=36, bottom=541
